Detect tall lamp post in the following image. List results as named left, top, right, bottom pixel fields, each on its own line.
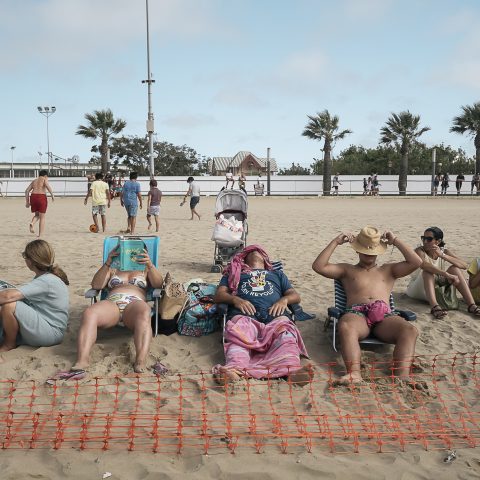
left=37, top=106, right=56, bottom=174
left=142, top=0, right=155, bottom=177
left=10, top=146, right=16, bottom=178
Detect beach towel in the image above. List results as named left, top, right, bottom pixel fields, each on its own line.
left=213, top=315, right=308, bottom=379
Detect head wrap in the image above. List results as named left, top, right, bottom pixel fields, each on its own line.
left=223, top=244, right=272, bottom=295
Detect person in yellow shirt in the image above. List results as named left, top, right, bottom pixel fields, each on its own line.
left=468, top=258, right=480, bottom=304
left=84, top=173, right=111, bottom=232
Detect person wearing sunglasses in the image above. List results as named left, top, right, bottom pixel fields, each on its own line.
left=0, top=240, right=69, bottom=358
left=406, top=227, right=480, bottom=318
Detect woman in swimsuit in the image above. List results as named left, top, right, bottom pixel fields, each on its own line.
left=72, top=245, right=163, bottom=374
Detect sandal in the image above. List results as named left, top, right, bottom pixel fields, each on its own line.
left=467, top=304, right=480, bottom=317
left=431, top=305, right=447, bottom=319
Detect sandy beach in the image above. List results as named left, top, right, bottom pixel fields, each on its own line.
left=1, top=195, right=480, bottom=479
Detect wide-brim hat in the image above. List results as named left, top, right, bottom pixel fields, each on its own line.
left=350, top=226, right=387, bottom=256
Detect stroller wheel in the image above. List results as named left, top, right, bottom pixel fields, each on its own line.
left=211, top=265, right=222, bottom=273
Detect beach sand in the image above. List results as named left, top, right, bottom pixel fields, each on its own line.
left=1, top=195, right=480, bottom=479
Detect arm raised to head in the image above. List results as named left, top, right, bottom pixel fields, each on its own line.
left=312, top=233, right=352, bottom=279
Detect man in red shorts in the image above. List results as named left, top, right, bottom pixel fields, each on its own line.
left=25, top=170, right=54, bottom=237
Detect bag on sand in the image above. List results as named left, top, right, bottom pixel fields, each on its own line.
left=435, top=276, right=459, bottom=311
left=155, top=272, right=187, bottom=335
left=177, top=282, right=220, bottom=336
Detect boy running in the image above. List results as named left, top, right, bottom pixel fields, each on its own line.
left=25, top=170, right=54, bottom=237
left=84, top=172, right=111, bottom=232
left=146, top=179, right=162, bottom=232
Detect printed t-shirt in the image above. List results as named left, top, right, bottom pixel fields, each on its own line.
left=467, top=259, right=480, bottom=303
left=190, top=181, right=201, bottom=197
left=123, top=180, right=140, bottom=205
left=90, top=180, right=109, bottom=206
left=219, top=269, right=293, bottom=324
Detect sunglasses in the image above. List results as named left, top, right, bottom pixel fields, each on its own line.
left=421, top=236, right=435, bottom=242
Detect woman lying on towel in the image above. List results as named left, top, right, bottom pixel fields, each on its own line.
left=70, top=245, right=163, bottom=376
left=0, top=240, right=69, bottom=357
left=212, top=245, right=313, bottom=385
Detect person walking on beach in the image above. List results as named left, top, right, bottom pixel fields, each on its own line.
left=84, top=172, right=111, bottom=233
left=25, top=170, right=54, bottom=237
left=471, top=173, right=479, bottom=195
left=455, top=173, right=465, bottom=196
left=120, top=171, right=142, bottom=234
left=362, top=178, right=368, bottom=195
left=238, top=172, right=247, bottom=193
left=441, top=173, right=450, bottom=195
left=180, top=176, right=201, bottom=220
left=433, top=174, right=441, bottom=196
left=146, top=179, right=162, bottom=232
left=312, top=226, right=422, bottom=384
left=225, top=172, right=235, bottom=190
left=332, top=173, right=342, bottom=196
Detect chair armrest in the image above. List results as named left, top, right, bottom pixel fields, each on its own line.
left=216, top=303, right=229, bottom=315
left=397, top=310, right=417, bottom=322
left=288, top=303, right=316, bottom=321
left=152, top=288, right=163, bottom=298
left=85, top=288, right=100, bottom=299
left=327, top=307, right=343, bottom=319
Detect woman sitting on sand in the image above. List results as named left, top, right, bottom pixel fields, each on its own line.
left=69, top=245, right=163, bottom=376
left=212, top=245, right=313, bottom=385
left=407, top=226, right=480, bottom=319
left=0, top=240, right=69, bottom=355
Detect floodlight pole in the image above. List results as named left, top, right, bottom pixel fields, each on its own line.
left=267, top=147, right=271, bottom=196
left=37, top=106, right=56, bottom=174
left=431, top=148, right=436, bottom=196
left=10, top=146, right=16, bottom=178
left=143, top=0, right=155, bottom=177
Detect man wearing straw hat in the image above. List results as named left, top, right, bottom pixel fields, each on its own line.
left=313, top=226, right=422, bottom=384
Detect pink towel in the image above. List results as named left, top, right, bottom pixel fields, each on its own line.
left=222, top=244, right=272, bottom=295
left=213, top=315, right=308, bottom=379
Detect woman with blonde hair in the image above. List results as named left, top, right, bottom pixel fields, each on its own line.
left=0, top=240, right=69, bottom=354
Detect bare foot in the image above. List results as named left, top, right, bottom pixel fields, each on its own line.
left=29, top=223, right=34, bottom=234
left=0, top=343, right=16, bottom=354
left=147, top=224, right=152, bottom=230
left=333, top=372, right=365, bottom=386
left=287, top=363, right=315, bottom=387
left=71, top=362, right=89, bottom=371
left=213, top=367, right=243, bottom=385
left=134, top=363, right=146, bottom=374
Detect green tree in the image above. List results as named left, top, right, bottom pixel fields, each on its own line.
left=302, top=110, right=352, bottom=195
left=451, top=101, right=480, bottom=175
left=109, top=135, right=208, bottom=175
left=278, top=162, right=311, bottom=175
left=380, top=111, right=430, bottom=195
left=76, top=109, right=127, bottom=174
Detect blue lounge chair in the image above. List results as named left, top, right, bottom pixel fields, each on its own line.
left=324, top=279, right=416, bottom=352
left=84, top=235, right=163, bottom=336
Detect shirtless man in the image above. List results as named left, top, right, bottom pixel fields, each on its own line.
left=312, top=226, right=422, bottom=384
left=25, top=170, right=54, bottom=237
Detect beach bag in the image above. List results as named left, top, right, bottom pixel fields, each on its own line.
left=156, top=272, right=187, bottom=335
left=211, top=215, right=244, bottom=247
left=435, top=276, right=459, bottom=311
left=177, top=282, right=220, bottom=336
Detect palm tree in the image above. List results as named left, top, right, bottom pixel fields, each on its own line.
left=76, top=109, right=127, bottom=173
left=380, top=111, right=430, bottom=195
left=302, top=110, right=352, bottom=195
left=450, top=102, right=480, bottom=175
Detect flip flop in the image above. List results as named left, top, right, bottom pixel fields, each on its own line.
left=467, top=304, right=480, bottom=317
left=45, top=369, right=87, bottom=385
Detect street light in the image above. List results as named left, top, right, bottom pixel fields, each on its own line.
left=10, top=146, right=16, bottom=178
left=37, top=106, right=56, bottom=174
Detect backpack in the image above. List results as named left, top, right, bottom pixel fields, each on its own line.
left=177, top=282, right=220, bottom=336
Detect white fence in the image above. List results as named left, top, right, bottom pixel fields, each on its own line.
left=0, top=175, right=477, bottom=197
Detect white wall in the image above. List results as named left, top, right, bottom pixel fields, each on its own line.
left=0, top=175, right=475, bottom=197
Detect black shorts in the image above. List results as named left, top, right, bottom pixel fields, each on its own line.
left=190, top=196, right=200, bottom=208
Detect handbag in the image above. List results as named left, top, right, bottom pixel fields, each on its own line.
left=434, top=276, right=459, bottom=311
left=156, top=273, right=187, bottom=334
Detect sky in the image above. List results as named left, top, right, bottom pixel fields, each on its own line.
left=1, top=0, right=480, bottom=169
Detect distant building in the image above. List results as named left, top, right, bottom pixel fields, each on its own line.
left=0, top=162, right=101, bottom=178
left=208, top=151, right=278, bottom=176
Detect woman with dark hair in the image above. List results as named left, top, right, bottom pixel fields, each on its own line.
left=0, top=240, right=69, bottom=355
left=407, top=227, right=480, bottom=318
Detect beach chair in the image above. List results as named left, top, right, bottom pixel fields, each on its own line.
left=218, top=260, right=316, bottom=343
left=84, top=235, right=163, bottom=336
left=324, top=279, right=416, bottom=352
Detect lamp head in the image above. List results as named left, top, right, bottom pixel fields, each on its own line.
left=52, top=106, right=56, bottom=112
left=37, top=106, right=42, bottom=112
left=44, top=107, right=49, bottom=112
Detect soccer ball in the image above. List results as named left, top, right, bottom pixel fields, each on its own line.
left=89, top=224, right=99, bottom=233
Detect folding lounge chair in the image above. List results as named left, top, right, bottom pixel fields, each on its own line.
left=84, top=235, right=163, bottom=336
left=324, top=279, right=416, bottom=352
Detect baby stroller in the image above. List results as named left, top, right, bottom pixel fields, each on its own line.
left=211, top=189, right=248, bottom=272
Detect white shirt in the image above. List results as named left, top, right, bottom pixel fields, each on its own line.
left=190, top=181, right=201, bottom=197
left=226, top=172, right=233, bottom=179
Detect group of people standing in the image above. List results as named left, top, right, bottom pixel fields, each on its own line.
left=433, top=173, right=480, bottom=196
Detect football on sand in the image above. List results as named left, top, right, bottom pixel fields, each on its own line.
left=89, top=224, right=99, bottom=233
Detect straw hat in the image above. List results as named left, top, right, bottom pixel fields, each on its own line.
left=350, top=226, right=387, bottom=256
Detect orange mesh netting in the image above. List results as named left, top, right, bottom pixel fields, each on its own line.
left=1, top=353, right=479, bottom=454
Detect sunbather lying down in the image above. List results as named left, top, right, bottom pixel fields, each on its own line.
left=212, top=244, right=314, bottom=386
left=313, top=226, right=422, bottom=385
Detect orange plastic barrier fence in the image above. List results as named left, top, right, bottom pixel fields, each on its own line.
left=1, top=353, right=479, bottom=454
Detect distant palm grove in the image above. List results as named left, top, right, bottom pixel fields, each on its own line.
left=76, top=103, right=480, bottom=195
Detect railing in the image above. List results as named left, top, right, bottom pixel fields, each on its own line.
left=0, top=175, right=478, bottom=197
